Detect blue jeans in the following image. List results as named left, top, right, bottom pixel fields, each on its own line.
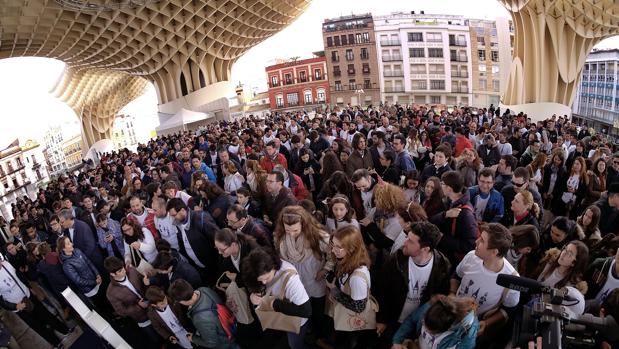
left=287, top=322, right=309, bottom=349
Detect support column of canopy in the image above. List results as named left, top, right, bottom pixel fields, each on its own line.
left=498, top=0, right=619, bottom=115
left=52, top=67, right=148, bottom=148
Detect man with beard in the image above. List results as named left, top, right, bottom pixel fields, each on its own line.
left=374, top=221, right=451, bottom=347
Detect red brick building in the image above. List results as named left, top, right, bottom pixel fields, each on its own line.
left=266, top=54, right=330, bottom=111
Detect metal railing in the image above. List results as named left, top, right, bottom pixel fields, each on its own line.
left=380, top=40, right=401, bottom=46
left=382, top=54, right=403, bottom=61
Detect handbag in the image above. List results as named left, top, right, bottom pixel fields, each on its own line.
left=254, top=269, right=303, bottom=334
left=130, top=246, right=153, bottom=276
left=326, top=270, right=379, bottom=332
left=216, top=271, right=254, bottom=324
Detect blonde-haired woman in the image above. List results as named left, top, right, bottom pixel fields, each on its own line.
left=222, top=160, right=245, bottom=193
left=327, top=225, right=373, bottom=348
left=506, top=190, right=540, bottom=231
left=274, top=205, right=334, bottom=346
left=372, top=182, right=407, bottom=250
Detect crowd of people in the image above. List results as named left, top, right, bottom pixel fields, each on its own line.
left=1, top=103, right=619, bottom=349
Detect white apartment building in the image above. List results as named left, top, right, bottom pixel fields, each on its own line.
left=43, top=125, right=68, bottom=176
left=112, top=114, right=139, bottom=150
left=374, top=12, right=472, bottom=106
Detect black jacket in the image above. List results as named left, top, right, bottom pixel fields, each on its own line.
left=430, top=192, right=478, bottom=266
left=478, top=144, right=501, bottom=167
left=420, top=163, right=451, bottom=184
left=374, top=249, right=451, bottom=325
left=216, top=235, right=261, bottom=289
left=595, top=196, right=619, bottom=236
left=149, top=257, right=202, bottom=290
left=176, top=210, right=220, bottom=285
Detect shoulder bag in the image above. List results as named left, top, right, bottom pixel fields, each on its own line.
left=216, top=271, right=254, bottom=324
left=326, top=270, right=379, bottom=332
left=254, top=269, right=303, bottom=334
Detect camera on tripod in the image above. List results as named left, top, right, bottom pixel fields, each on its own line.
left=497, top=274, right=599, bottom=349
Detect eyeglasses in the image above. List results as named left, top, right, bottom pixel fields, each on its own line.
left=329, top=242, right=344, bottom=252
left=512, top=180, right=526, bottom=187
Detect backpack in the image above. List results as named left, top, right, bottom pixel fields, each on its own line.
left=451, top=204, right=480, bottom=261
left=195, top=288, right=237, bottom=340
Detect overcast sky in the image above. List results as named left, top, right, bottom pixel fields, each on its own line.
left=1, top=0, right=618, bottom=148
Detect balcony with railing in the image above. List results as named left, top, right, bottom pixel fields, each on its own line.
left=449, top=39, right=467, bottom=47
left=452, top=87, right=469, bottom=93
left=383, top=70, right=404, bottom=77
left=332, top=83, right=379, bottom=91
left=347, top=68, right=356, bottom=75
left=384, top=86, right=405, bottom=93
left=450, top=56, right=468, bottom=62
left=0, top=164, right=26, bottom=179
left=382, top=54, right=403, bottom=62
left=362, top=67, right=371, bottom=74
left=333, top=70, right=341, bottom=77
left=380, top=39, right=401, bottom=46
left=451, top=72, right=469, bottom=78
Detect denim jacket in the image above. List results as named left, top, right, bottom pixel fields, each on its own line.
left=468, top=186, right=505, bottom=223
left=96, top=218, right=125, bottom=258
left=393, top=300, right=479, bottom=349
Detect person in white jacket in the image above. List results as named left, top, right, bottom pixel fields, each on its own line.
left=223, top=160, right=245, bottom=193
left=120, top=217, right=157, bottom=266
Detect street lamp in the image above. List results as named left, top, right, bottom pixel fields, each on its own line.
left=355, top=89, right=365, bottom=107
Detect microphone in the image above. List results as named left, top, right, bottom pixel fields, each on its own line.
left=496, top=273, right=544, bottom=294
left=496, top=273, right=578, bottom=302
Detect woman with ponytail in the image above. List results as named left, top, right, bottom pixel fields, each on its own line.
left=506, top=190, right=540, bottom=231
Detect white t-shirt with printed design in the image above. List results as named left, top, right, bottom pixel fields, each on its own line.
left=419, top=323, right=452, bottom=349
left=596, top=260, right=619, bottom=304
left=455, top=250, right=520, bottom=316
left=398, top=256, right=433, bottom=323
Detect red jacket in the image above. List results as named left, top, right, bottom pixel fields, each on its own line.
left=289, top=173, right=309, bottom=201
left=127, top=211, right=159, bottom=240
left=260, top=154, right=288, bottom=173
left=455, top=135, right=473, bottom=157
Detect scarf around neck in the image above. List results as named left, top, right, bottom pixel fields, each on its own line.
left=280, top=234, right=311, bottom=263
